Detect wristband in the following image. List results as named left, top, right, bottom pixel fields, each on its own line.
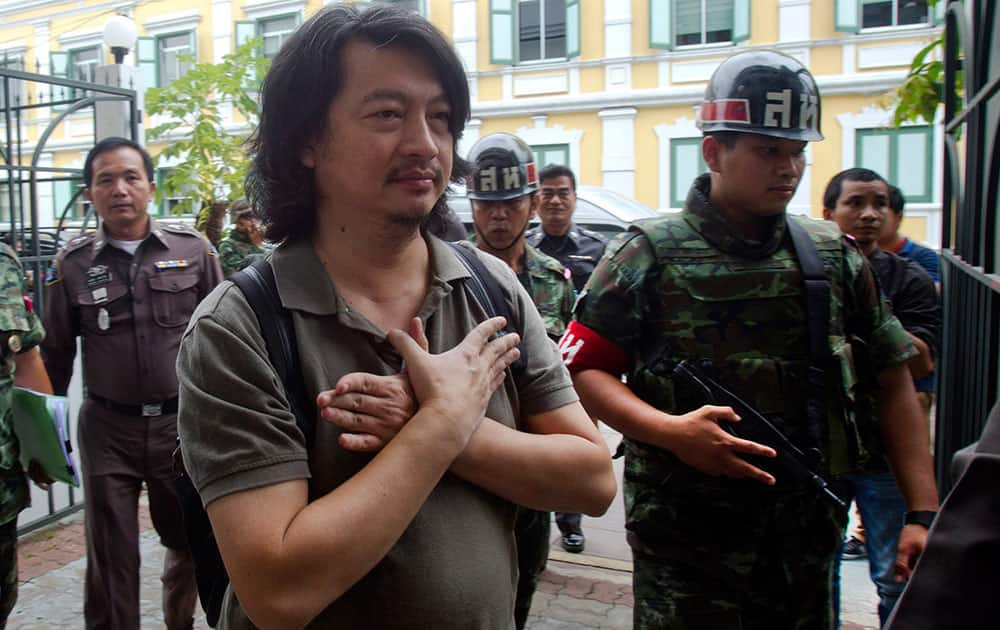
left=903, top=510, right=936, bottom=529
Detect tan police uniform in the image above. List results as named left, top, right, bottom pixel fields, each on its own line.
left=42, top=219, right=223, bottom=630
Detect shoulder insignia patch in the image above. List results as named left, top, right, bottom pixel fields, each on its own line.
left=63, top=233, right=95, bottom=255
left=45, top=260, right=62, bottom=286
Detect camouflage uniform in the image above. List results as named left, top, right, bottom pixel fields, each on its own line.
left=512, top=243, right=573, bottom=628
left=518, top=243, right=574, bottom=341
left=0, top=243, right=45, bottom=623
left=217, top=229, right=265, bottom=278
left=573, top=174, right=916, bottom=629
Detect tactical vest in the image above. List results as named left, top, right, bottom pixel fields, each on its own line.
left=627, top=215, right=875, bottom=476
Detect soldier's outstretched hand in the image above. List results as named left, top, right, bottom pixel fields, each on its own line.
left=669, top=405, right=777, bottom=485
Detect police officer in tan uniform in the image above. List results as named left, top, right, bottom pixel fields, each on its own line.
left=42, top=137, right=223, bottom=630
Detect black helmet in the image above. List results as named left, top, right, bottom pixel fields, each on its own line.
left=697, top=50, right=823, bottom=141
left=465, top=133, right=538, bottom=201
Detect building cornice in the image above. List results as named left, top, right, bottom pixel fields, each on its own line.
left=143, top=10, right=203, bottom=36
left=471, top=70, right=908, bottom=117
left=0, top=0, right=136, bottom=22
left=470, top=27, right=942, bottom=79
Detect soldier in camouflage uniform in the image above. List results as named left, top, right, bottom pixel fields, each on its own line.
left=561, top=51, right=939, bottom=629
left=218, top=200, right=267, bottom=278
left=0, top=243, right=54, bottom=625
left=466, top=133, right=574, bottom=629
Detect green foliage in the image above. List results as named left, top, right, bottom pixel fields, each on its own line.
left=144, top=38, right=270, bottom=216
left=890, top=0, right=963, bottom=128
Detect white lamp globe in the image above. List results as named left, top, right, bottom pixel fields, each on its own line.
left=103, top=15, right=137, bottom=63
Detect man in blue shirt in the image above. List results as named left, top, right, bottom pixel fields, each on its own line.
left=880, top=185, right=940, bottom=284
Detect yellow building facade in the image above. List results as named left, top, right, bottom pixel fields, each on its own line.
left=0, top=0, right=944, bottom=245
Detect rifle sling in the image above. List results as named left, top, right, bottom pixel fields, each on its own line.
left=786, top=218, right=831, bottom=460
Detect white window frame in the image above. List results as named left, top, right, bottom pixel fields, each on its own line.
left=673, top=0, right=735, bottom=49
left=859, top=0, right=931, bottom=32
left=514, top=115, right=583, bottom=179
left=837, top=106, right=944, bottom=248
left=517, top=0, right=568, bottom=64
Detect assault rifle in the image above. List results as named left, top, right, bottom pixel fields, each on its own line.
left=661, top=358, right=846, bottom=509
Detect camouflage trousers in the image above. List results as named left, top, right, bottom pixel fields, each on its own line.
left=514, top=507, right=550, bottom=629
left=623, top=440, right=849, bottom=629
left=630, top=490, right=847, bottom=630
left=0, top=518, right=17, bottom=627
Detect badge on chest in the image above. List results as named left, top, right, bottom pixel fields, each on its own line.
left=85, top=265, right=112, bottom=287
left=154, top=260, right=191, bottom=271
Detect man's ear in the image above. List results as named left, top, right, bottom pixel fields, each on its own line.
left=703, top=136, right=722, bottom=173
left=83, top=188, right=94, bottom=204
left=822, top=208, right=834, bottom=220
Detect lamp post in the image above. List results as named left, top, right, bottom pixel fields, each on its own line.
left=103, top=14, right=137, bottom=64
left=94, top=14, right=144, bottom=143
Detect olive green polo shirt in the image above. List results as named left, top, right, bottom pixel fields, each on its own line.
left=177, top=235, right=578, bottom=629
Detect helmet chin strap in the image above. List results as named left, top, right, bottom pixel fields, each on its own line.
left=477, top=211, right=533, bottom=253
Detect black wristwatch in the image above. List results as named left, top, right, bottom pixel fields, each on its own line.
left=903, top=510, right=937, bottom=529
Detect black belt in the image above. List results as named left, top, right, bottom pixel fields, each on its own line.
left=89, top=394, right=179, bottom=417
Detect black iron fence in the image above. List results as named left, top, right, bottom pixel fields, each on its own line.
left=2, top=64, right=137, bottom=532
left=935, top=0, right=1000, bottom=494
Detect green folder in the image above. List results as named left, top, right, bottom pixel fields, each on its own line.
left=11, top=388, right=80, bottom=487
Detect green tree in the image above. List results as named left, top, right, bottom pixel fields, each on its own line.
left=890, top=0, right=963, bottom=127
left=144, top=39, right=270, bottom=240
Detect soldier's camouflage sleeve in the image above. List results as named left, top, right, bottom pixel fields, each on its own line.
left=842, top=243, right=917, bottom=372
left=217, top=238, right=242, bottom=278
left=572, top=231, right=657, bottom=363
left=559, top=273, right=574, bottom=329
left=0, top=246, right=43, bottom=353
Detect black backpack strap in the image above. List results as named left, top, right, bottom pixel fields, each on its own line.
left=446, top=242, right=527, bottom=372
left=786, top=218, right=831, bottom=463
left=230, top=259, right=314, bottom=449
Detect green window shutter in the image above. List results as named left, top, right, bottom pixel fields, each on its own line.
left=834, top=0, right=860, bottom=33
left=52, top=179, right=71, bottom=220
left=136, top=37, right=157, bottom=89
left=235, top=20, right=259, bottom=88
left=670, top=138, right=707, bottom=208
left=733, top=0, right=751, bottom=42
left=49, top=51, right=69, bottom=78
left=894, top=127, right=933, bottom=202
left=49, top=52, right=69, bottom=110
left=649, top=0, right=672, bottom=50
left=489, top=0, right=516, bottom=65
left=565, top=0, right=581, bottom=59
left=235, top=20, right=257, bottom=50
left=931, top=0, right=946, bottom=25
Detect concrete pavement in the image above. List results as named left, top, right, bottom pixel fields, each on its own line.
left=11, top=424, right=882, bottom=628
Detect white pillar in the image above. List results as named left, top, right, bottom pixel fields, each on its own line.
left=599, top=107, right=637, bottom=198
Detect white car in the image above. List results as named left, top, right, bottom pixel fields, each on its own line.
left=448, top=184, right=660, bottom=241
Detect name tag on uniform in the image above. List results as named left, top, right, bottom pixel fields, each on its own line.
left=85, top=265, right=112, bottom=287
left=91, top=287, right=108, bottom=304
left=154, top=260, right=191, bottom=271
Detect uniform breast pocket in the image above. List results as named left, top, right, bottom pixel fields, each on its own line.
left=149, top=272, right=200, bottom=328
left=76, top=283, right=129, bottom=336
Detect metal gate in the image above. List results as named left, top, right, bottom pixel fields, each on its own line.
left=935, top=0, right=1000, bottom=495
left=2, top=63, right=138, bottom=532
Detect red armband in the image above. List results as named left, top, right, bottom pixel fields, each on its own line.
left=558, top=321, right=631, bottom=375
left=23, top=296, right=33, bottom=313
